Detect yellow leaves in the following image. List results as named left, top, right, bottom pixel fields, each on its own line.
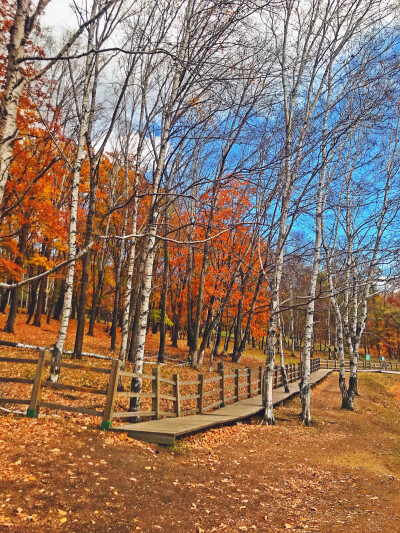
left=60, top=517, right=67, bottom=523
left=28, top=253, right=54, bottom=270
left=58, top=509, right=67, bottom=516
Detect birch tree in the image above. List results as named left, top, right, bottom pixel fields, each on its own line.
left=261, top=0, right=396, bottom=425
left=0, top=0, right=119, bottom=209
left=50, top=1, right=118, bottom=378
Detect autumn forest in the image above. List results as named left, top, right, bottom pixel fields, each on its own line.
left=1, top=1, right=400, bottom=529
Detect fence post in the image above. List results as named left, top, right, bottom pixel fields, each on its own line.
left=219, top=367, right=225, bottom=407
left=274, top=366, right=278, bottom=389
left=173, top=373, right=180, bottom=417
left=234, top=369, right=239, bottom=401
left=152, top=366, right=161, bottom=420
left=27, top=349, right=49, bottom=418
left=247, top=367, right=252, bottom=398
left=197, top=374, right=204, bottom=414
left=101, top=359, right=121, bottom=430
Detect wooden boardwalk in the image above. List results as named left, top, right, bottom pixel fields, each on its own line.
left=111, top=368, right=333, bottom=445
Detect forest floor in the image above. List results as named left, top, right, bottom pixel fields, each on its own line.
left=1, top=313, right=400, bottom=532
left=0, top=371, right=400, bottom=531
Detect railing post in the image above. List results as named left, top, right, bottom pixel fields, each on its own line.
left=197, top=373, right=204, bottom=414
left=27, top=349, right=49, bottom=418
left=152, top=366, right=161, bottom=420
left=247, top=367, right=252, bottom=398
left=234, top=369, right=239, bottom=401
left=173, top=373, right=180, bottom=417
left=219, top=366, right=225, bottom=407
left=274, top=366, right=278, bottom=389
left=101, top=358, right=121, bottom=430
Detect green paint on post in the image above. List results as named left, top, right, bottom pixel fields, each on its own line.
left=100, top=420, right=112, bottom=430
left=26, top=408, right=38, bottom=419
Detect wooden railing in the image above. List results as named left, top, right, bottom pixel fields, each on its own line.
left=108, top=358, right=322, bottom=426
left=1, top=351, right=322, bottom=428
left=320, top=358, right=400, bottom=371
left=0, top=354, right=38, bottom=408
left=0, top=349, right=111, bottom=421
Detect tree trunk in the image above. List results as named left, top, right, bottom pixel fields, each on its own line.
left=74, top=164, right=98, bottom=357
left=0, top=1, right=29, bottom=207
left=26, top=281, right=38, bottom=324
left=4, top=225, right=28, bottom=333
left=53, top=279, right=65, bottom=321
left=278, top=315, right=289, bottom=393
left=0, top=286, right=11, bottom=313
left=32, top=276, right=47, bottom=327
left=158, top=232, right=169, bottom=363
left=50, top=19, right=96, bottom=380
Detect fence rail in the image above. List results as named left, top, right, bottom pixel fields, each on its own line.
left=1, top=350, right=322, bottom=428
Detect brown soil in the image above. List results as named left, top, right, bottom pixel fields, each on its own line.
left=1, top=372, right=399, bottom=532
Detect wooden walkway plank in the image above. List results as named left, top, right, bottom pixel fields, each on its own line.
left=110, top=369, right=332, bottom=444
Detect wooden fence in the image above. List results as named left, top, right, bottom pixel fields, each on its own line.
left=0, top=349, right=112, bottom=421
left=320, top=358, right=400, bottom=371
left=0, top=354, right=38, bottom=408
left=1, top=351, right=321, bottom=429
left=106, top=358, right=321, bottom=428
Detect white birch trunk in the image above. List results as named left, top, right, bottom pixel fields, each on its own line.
left=129, top=0, right=195, bottom=411
left=49, top=9, right=98, bottom=381
left=0, top=1, right=29, bottom=207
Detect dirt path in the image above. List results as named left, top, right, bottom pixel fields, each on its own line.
left=1, top=372, right=400, bottom=532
